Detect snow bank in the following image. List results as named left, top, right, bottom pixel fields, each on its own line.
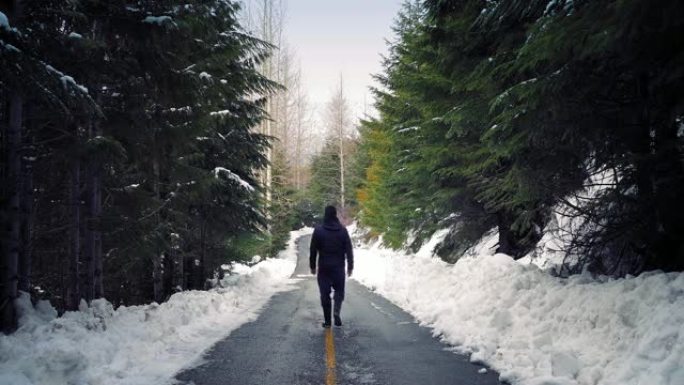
left=0, top=228, right=311, bottom=385
left=520, top=168, right=616, bottom=274
left=353, top=233, right=684, bottom=385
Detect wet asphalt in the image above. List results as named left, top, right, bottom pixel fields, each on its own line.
left=174, top=234, right=503, bottom=385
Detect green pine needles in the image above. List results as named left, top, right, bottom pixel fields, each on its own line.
left=356, top=0, right=684, bottom=275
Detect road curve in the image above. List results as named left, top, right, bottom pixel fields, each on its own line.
left=175, top=234, right=503, bottom=385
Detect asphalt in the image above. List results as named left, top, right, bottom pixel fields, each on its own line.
left=175, top=234, right=503, bottom=385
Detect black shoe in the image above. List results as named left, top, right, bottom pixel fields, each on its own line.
left=334, top=315, right=342, bottom=327
left=322, top=322, right=331, bottom=328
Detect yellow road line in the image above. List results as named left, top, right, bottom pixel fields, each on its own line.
left=325, top=328, right=337, bottom=385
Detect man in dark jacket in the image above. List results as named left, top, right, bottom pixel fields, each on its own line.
left=310, top=205, right=354, bottom=328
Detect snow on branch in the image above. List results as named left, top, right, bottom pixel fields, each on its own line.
left=0, top=39, right=20, bottom=53
left=396, top=126, right=420, bottom=133
left=181, top=64, right=197, bottom=74
left=0, top=11, right=9, bottom=30
left=142, top=16, right=175, bottom=26
left=0, top=11, right=21, bottom=35
left=44, top=64, right=89, bottom=94
left=212, top=167, right=254, bottom=192
left=209, top=110, right=235, bottom=118
left=164, top=106, right=192, bottom=115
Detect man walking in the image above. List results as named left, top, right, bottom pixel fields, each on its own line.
left=310, top=206, right=354, bottom=328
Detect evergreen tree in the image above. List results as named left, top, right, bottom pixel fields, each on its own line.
left=358, top=0, right=684, bottom=272
left=1, top=0, right=277, bottom=330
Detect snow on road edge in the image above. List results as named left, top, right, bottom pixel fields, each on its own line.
left=351, top=229, right=684, bottom=385
left=0, top=227, right=312, bottom=385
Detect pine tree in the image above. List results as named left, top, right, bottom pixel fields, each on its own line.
left=1, top=0, right=278, bottom=329
left=359, top=0, right=684, bottom=272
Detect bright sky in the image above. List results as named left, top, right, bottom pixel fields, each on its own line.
left=285, top=0, right=403, bottom=124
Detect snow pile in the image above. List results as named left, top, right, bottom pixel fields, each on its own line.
left=461, top=224, right=570, bottom=273
left=463, top=228, right=499, bottom=258
left=520, top=168, right=617, bottom=274
left=415, top=228, right=450, bottom=258
left=352, top=233, right=684, bottom=385
left=0, top=228, right=311, bottom=385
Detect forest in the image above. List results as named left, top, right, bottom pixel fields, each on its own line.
left=2, top=0, right=684, bottom=336
left=355, top=0, right=684, bottom=275
left=0, top=0, right=280, bottom=332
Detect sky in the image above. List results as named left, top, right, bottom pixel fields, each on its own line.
left=283, top=0, right=403, bottom=124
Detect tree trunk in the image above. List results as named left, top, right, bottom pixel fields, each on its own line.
left=152, top=253, right=163, bottom=303
left=339, top=125, right=345, bottom=214
left=495, top=210, right=514, bottom=256
left=83, top=119, right=104, bottom=301
left=93, top=166, right=103, bottom=299
left=67, top=160, right=81, bottom=311
left=632, top=73, right=657, bottom=272
left=652, top=118, right=684, bottom=271
left=1, top=93, right=22, bottom=332
left=152, top=230, right=163, bottom=302
left=18, top=130, right=33, bottom=293
left=83, top=156, right=95, bottom=303
left=176, top=251, right=184, bottom=292
left=199, top=221, right=207, bottom=289
left=295, top=66, right=307, bottom=190
left=152, top=150, right=163, bottom=303
left=338, top=77, right=346, bottom=214
left=171, top=234, right=184, bottom=292
left=295, top=102, right=302, bottom=189
left=90, top=14, right=104, bottom=301
left=262, top=0, right=273, bottom=219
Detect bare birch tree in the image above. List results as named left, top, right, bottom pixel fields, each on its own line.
left=324, top=75, right=352, bottom=214
left=242, top=0, right=319, bottom=193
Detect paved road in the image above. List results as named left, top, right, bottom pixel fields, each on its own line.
left=175, top=235, right=503, bottom=385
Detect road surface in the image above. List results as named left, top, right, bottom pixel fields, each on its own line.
left=175, top=234, right=503, bottom=385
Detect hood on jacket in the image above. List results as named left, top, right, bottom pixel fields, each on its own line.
left=323, top=205, right=342, bottom=231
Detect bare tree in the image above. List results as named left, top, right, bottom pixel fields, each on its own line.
left=324, top=75, right=352, bottom=214
left=292, top=66, right=307, bottom=189
left=242, top=0, right=325, bottom=197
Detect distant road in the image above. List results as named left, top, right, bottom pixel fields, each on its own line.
left=175, top=234, right=502, bottom=385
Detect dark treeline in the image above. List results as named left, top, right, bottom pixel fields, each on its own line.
left=0, top=0, right=276, bottom=332
left=358, top=0, right=684, bottom=274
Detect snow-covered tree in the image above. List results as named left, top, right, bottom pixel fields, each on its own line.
left=1, top=0, right=276, bottom=331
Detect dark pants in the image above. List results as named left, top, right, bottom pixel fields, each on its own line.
left=317, top=266, right=345, bottom=321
